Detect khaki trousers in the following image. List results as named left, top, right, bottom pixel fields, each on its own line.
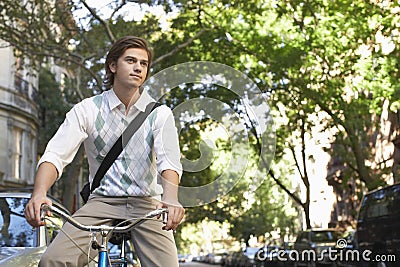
left=39, top=196, right=178, bottom=267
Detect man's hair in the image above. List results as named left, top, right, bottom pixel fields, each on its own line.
left=104, top=36, right=153, bottom=88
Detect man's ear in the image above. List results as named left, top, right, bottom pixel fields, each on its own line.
left=109, top=62, right=117, bottom=73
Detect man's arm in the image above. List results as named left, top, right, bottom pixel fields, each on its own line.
left=24, top=162, right=58, bottom=227
left=157, top=169, right=185, bottom=231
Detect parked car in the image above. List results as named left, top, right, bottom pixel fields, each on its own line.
left=0, top=189, right=71, bottom=266
left=223, top=251, right=243, bottom=267
left=204, top=252, right=215, bottom=263
left=211, top=252, right=228, bottom=265
left=333, top=229, right=357, bottom=267
left=355, top=183, right=400, bottom=267
left=235, top=247, right=261, bottom=267
left=178, top=253, right=187, bottom=263
left=293, top=228, right=342, bottom=266
left=192, top=254, right=201, bottom=262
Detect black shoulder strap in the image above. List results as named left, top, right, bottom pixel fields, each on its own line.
left=90, top=102, right=161, bottom=193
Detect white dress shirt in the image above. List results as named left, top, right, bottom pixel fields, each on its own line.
left=38, top=89, right=182, bottom=197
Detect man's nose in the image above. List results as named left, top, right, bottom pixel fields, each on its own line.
left=133, top=62, right=143, bottom=72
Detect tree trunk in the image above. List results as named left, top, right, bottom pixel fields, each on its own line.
left=348, top=132, right=379, bottom=190
left=303, top=191, right=311, bottom=229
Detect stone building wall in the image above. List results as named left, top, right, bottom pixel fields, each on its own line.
left=0, top=40, right=39, bottom=189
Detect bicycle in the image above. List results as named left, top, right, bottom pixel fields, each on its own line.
left=40, top=203, right=168, bottom=267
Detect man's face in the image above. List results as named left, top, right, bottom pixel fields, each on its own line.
left=109, top=48, right=149, bottom=89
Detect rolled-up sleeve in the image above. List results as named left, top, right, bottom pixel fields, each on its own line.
left=38, top=102, right=89, bottom=179
left=153, top=106, right=183, bottom=180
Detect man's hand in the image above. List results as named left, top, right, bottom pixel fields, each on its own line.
left=25, top=194, right=53, bottom=228
left=159, top=169, right=184, bottom=231
left=25, top=162, right=58, bottom=228
left=156, top=199, right=185, bottom=231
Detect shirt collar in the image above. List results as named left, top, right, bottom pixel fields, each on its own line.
left=133, top=89, right=154, bottom=112
left=106, top=88, right=155, bottom=112
left=107, top=89, right=122, bottom=111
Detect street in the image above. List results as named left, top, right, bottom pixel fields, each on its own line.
left=179, top=262, right=221, bottom=267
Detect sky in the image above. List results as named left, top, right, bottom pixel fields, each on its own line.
left=72, top=0, right=179, bottom=31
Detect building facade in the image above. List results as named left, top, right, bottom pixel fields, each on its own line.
left=0, top=40, right=39, bottom=189
left=327, top=102, right=400, bottom=226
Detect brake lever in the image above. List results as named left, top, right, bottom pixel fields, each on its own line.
left=40, top=208, right=46, bottom=221
left=162, top=211, right=168, bottom=225
left=40, top=204, right=52, bottom=223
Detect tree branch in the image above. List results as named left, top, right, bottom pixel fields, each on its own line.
left=268, top=168, right=303, bottom=207
left=110, top=0, right=127, bottom=19
left=152, top=28, right=208, bottom=66
left=81, top=0, right=115, bottom=43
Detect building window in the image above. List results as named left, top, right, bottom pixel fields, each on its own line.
left=12, top=128, right=23, bottom=180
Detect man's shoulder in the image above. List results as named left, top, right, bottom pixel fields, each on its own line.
left=151, top=104, right=174, bottom=124
left=149, top=102, right=169, bottom=112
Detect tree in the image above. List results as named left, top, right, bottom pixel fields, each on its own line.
left=273, top=0, right=399, bottom=191
left=170, top=0, right=400, bottom=228
left=37, top=68, right=71, bottom=153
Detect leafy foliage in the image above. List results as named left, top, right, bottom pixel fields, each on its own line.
left=37, top=69, right=72, bottom=153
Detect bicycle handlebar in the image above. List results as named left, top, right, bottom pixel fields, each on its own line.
left=41, top=204, right=168, bottom=233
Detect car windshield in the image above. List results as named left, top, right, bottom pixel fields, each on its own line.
left=0, top=197, right=35, bottom=247
left=359, top=184, right=400, bottom=219
left=310, top=231, right=339, bottom=242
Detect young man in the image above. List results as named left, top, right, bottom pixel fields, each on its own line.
left=24, top=36, right=184, bottom=266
